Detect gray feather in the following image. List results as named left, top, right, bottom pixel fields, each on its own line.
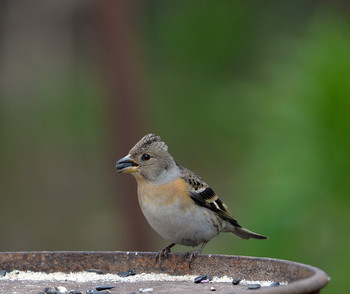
left=233, top=227, right=268, bottom=240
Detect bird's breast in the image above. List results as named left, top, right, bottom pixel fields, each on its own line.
left=137, top=178, right=193, bottom=210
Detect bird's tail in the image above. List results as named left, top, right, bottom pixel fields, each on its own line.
left=233, top=227, right=268, bottom=240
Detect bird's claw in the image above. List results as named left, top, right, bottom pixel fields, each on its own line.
left=185, top=249, right=202, bottom=269
left=184, top=241, right=208, bottom=269
left=155, top=244, right=173, bottom=270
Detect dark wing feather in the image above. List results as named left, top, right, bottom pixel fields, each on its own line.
left=189, top=187, right=242, bottom=228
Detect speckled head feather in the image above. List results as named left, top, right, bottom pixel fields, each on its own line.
left=129, top=134, right=168, bottom=155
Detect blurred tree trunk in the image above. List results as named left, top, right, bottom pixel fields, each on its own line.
left=92, top=0, right=153, bottom=251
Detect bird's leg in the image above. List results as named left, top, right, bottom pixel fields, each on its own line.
left=185, top=240, right=209, bottom=269
left=155, top=243, right=176, bottom=270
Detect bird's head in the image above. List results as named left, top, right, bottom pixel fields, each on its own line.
left=116, top=134, right=180, bottom=184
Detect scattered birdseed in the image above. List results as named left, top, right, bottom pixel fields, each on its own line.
left=128, top=269, right=136, bottom=276
left=85, top=269, right=103, bottom=275
left=1, top=270, right=288, bottom=287
left=239, top=279, right=287, bottom=287
left=194, top=275, right=208, bottom=283
left=247, top=283, right=261, bottom=290
left=139, top=288, right=153, bottom=293
left=270, top=281, right=280, bottom=287
left=95, top=285, right=115, bottom=291
left=44, top=287, right=60, bottom=294
left=117, top=271, right=131, bottom=277
left=232, top=278, right=241, bottom=285
left=210, top=286, right=216, bottom=291
left=57, top=286, right=68, bottom=293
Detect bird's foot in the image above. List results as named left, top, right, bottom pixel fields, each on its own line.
left=184, top=241, right=208, bottom=269
left=155, top=243, right=175, bottom=271
left=184, top=249, right=202, bottom=269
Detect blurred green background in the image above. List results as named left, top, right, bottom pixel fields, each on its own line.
left=1, top=1, right=349, bottom=292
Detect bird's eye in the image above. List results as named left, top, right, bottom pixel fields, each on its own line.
left=141, top=153, right=151, bottom=161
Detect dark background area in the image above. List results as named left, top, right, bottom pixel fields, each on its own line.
left=1, top=1, right=350, bottom=293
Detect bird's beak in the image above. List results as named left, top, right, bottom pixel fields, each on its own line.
left=116, top=154, right=139, bottom=173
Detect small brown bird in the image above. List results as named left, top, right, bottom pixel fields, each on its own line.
left=116, top=134, right=267, bottom=269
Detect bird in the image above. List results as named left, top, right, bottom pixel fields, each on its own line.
left=116, top=134, right=267, bottom=269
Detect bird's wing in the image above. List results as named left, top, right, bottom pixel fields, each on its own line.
left=179, top=166, right=242, bottom=228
